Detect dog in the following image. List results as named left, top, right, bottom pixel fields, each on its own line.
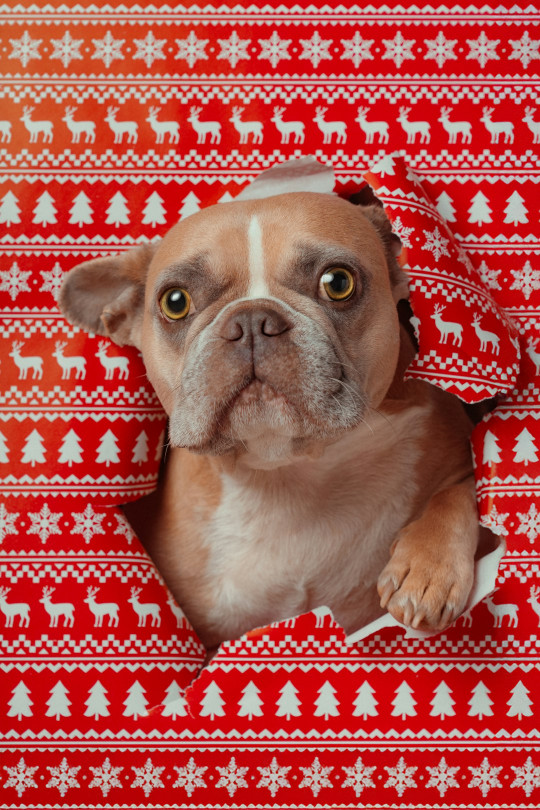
left=59, top=191, right=483, bottom=652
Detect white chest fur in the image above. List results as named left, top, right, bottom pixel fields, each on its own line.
left=203, top=404, right=428, bottom=641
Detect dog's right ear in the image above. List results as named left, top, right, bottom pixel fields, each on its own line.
left=58, top=241, right=159, bottom=348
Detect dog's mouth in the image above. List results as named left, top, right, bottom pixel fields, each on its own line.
left=220, top=377, right=297, bottom=433
left=231, top=379, right=291, bottom=409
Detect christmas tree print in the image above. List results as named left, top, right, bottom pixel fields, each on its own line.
left=0, top=191, right=21, bottom=225
left=58, top=429, right=83, bottom=466
left=45, top=681, right=71, bottom=719
left=314, top=681, right=340, bottom=719
left=238, top=681, right=263, bottom=719
left=179, top=191, right=200, bottom=218
left=353, top=682, right=378, bottom=718
left=504, top=190, right=528, bottom=225
left=155, top=429, right=166, bottom=461
left=430, top=681, right=456, bottom=719
left=162, top=681, right=188, bottom=718
left=142, top=192, right=167, bottom=227
left=132, top=430, right=149, bottom=464
left=96, top=430, right=120, bottom=466
left=391, top=682, right=417, bottom=719
left=84, top=681, right=111, bottom=719
left=513, top=428, right=538, bottom=465
left=7, top=681, right=33, bottom=719
left=32, top=191, right=57, bottom=225
left=483, top=429, right=502, bottom=465
left=106, top=192, right=130, bottom=227
left=276, top=681, right=301, bottom=719
left=21, top=430, right=46, bottom=466
left=468, top=681, right=494, bottom=719
left=0, top=430, right=9, bottom=462
left=507, top=681, right=533, bottom=720
left=200, top=681, right=225, bottom=719
left=69, top=191, right=93, bottom=227
left=123, top=681, right=149, bottom=720
left=435, top=191, right=457, bottom=222
left=468, top=191, right=492, bottom=224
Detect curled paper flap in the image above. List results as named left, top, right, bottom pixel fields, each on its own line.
left=236, top=155, right=336, bottom=200
left=346, top=535, right=506, bottom=644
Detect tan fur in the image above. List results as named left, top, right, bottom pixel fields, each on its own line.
left=60, top=192, right=482, bottom=650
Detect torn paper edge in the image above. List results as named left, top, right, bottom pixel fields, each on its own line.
left=346, top=535, right=506, bottom=644
left=235, top=154, right=336, bottom=199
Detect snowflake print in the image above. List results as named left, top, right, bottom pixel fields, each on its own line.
left=39, top=262, right=64, bottom=300
left=114, top=511, right=135, bottom=544
left=9, top=31, right=42, bottom=67
left=468, top=757, right=502, bottom=797
left=424, top=31, right=458, bottom=68
left=173, top=757, right=208, bottom=797
left=259, top=31, right=291, bottom=68
left=0, top=504, right=19, bottom=543
left=426, top=757, right=460, bottom=797
left=88, top=758, right=123, bottom=798
left=257, top=757, right=291, bottom=797
left=510, top=260, right=540, bottom=301
left=476, top=259, right=501, bottom=291
left=92, top=31, right=125, bottom=68
left=509, top=31, right=540, bottom=69
left=133, top=31, right=166, bottom=68
left=384, top=757, right=417, bottom=797
left=3, top=758, right=38, bottom=797
left=27, top=504, right=62, bottom=543
left=511, top=756, right=540, bottom=797
left=215, top=757, right=249, bottom=797
left=516, top=503, right=540, bottom=543
left=72, top=504, right=106, bottom=543
left=481, top=506, right=509, bottom=537
left=131, top=759, right=165, bottom=798
left=50, top=31, right=83, bottom=68
left=299, top=31, right=332, bottom=68
left=217, top=31, right=250, bottom=68
left=382, top=31, right=415, bottom=68
left=466, top=32, right=499, bottom=68
left=175, top=31, right=208, bottom=68
left=390, top=216, right=413, bottom=248
left=342, top=756, right=376, bottom=797
left=299, top=757, right=333, bottom=797
left=422, top=227, right=450, bottom=261
left=341, top=32, right=374, bottom=68
left=46, top=758, right=80, bottom=798
left=0, top=262, right=32, bottom=301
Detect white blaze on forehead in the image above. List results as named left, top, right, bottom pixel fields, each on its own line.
left=247, top=215, right=271, bottom=299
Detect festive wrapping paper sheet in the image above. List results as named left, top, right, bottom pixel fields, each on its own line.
left=1, top=2, right=540, bottom=807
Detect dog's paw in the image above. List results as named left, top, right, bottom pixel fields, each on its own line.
left=377, top=532, right=474, bottom=632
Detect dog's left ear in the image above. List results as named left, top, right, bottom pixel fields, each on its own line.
left=58, top=241, right=160, bottom=348
left=360, top=205, right=410, bottom=303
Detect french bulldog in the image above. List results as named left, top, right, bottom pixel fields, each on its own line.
left=59, top=191, right=483, bottom=652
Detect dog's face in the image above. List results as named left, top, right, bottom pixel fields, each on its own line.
left=60, top=192, right=406, bottom=467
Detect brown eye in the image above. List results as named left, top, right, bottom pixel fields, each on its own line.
left=319, top=268, right=356, bottom=301
left=160, top=288, right=191, bottom=320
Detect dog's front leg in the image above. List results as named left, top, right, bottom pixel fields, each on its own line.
left=377, top=476, right=480, bottom=631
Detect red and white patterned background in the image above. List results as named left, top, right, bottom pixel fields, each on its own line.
left=1, top=2, right=540, bottom=807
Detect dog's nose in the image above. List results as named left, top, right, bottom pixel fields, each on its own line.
left=219, top=304, right=292, bottom=342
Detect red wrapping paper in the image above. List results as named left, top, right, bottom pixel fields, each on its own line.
left=1, top=1, right=539, bottom=807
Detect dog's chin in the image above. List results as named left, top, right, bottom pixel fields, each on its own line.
left=224, top=382, right=301, bottom=468
left=170, top=379, right=363, bottom=468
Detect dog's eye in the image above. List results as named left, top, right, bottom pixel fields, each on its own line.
left=160, top=288, right=191, bottom=320
left=319, top=268, right=356, bottom=301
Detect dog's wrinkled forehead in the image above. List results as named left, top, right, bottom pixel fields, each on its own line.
left=148, top=192, right=390, bottom=299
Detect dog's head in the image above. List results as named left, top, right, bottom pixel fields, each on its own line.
left=59, top=192, right=407, bottom=468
